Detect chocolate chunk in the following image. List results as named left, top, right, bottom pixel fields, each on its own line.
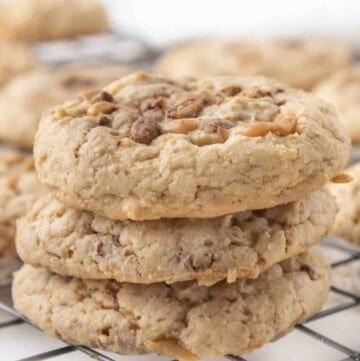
left=91, top=91, right=115, bottom=103
left=130, top=117, right=161, bottom=145
left=98, top=115, right=112, bottom=126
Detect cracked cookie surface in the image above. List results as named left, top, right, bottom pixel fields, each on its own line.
left=13, top=251, right=330, bottom=359
left=0, top=150, right=47, bottom=257
left=155, top=39, right=350, bottom=90
left=0, top=0, right=107, bottom=42
left=35, top=72, right=350, bottom=220
left=0, top=65, right=132, bottom=148
left=315, top=65, right=360, bottom=143
left=16, top=189, right=335, bottom=284
left=327, top=163, right=360, bottom=245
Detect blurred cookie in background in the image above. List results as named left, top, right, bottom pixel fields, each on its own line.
left=155, top=38, right=351, bottom=90
left=315, top=65, right=360, bottom=143
left=327, top=163, right=360, bottom=246
left=0, top=0, right=108, bottom=42
left=0, top=150, right=46, bottom=258
left=0, top=64, right=132, bottom=148
left=0, top=41, right=38, bottom=87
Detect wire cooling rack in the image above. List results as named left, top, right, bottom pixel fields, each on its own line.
left=32, top=31, right=160, bottom=68
left=0, top=237, right=359, bottom=361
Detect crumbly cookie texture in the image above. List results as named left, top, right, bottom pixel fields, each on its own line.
left=0, top=0, right=107, bottom=42
left=35, top=72, right=350, bottom=220
left=13, top=251, right=330, bottom=359
left=315, top=65, right=360, bottom=143
left=16, top=189, right=335, bottom=285
left=155, top=39, right=350, bottom=90
left=327, top=163, right=360, bottom=245
left=0, top=41, right=38, bottom=87
left=0, top=65, right=132, bottom=148
left=0, top=150, right=47, bottom=257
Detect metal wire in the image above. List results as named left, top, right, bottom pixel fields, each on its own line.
left=0, top=239, right=358, bottom=361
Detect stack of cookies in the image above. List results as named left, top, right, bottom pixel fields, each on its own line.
left=13, top=72, right=350, bottom=359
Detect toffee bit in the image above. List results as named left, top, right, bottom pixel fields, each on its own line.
left=91, top=91, right=115, bottom=103
left=130, top=117, right=161, bottom=145
left=331, top=173, right=353, bottom=184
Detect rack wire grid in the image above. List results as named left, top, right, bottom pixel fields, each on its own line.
left=0, top=31, right=360, bottom=361
left=0, top=238, right=359, bottom=361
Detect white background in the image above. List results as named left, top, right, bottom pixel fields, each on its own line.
left=105, top=0, right=360, bottom=48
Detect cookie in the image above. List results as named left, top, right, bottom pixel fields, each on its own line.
left=34, top=72, right=350, bottom=220
left=315, top=65, right=360, bottom=143
left=155, top=39, right=350, bottom=90
left=327, top=163, right=360, bottom=245
left=0, top=150, right=47, bottom=257
left=0, top=0, right=107, bottom=42
left=16, top=189, right=335, bottom=285
left=0, top=65, right=132, bottom=148
left=13, top=251, right=330, bottom=359
left=0, top=41, right=38, bottom=87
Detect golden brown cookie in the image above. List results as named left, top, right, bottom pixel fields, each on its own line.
left=155, top=39, right=350, bottom=90
left=0, top=0, right=108, bottom=42
left=34, top=72, right=350, bottom=220
left=16, top=189, right=335, bottom=284
left=13, top=251, right=330, bottom=359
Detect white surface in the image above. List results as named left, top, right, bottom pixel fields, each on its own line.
left=244, top=329, right=346, bottom=361
left=104, top=0, right=360, bottom=47
left=308, top=306, right=360, bottom=350
left=0, top=323, right=64, bottom=361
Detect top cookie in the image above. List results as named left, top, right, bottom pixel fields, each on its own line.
left=315, top=65, right=360, bottom=143
left=34, top=72, right=350, bottom=220
left=0, top=0, right=108, bottom=42
left=0, top=41, right=38, bottom=87
left=327, top=163, right=360, bottom=245
left=0, top=65, right=132, bottom=148
left=155, top=39, right=350, bottom=90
